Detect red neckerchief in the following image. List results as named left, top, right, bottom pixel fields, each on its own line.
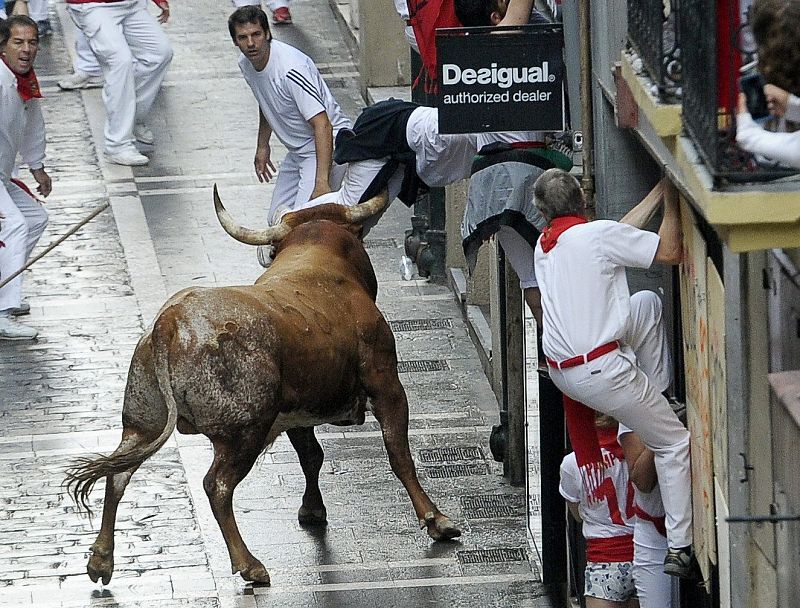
left=540, top=214, right=587, bottom=253
left=2, top=57, right=42, bottom=102
left=597, top=424, right=625, bottom=461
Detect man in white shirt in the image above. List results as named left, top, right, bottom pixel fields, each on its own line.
left=229, top=6, right=351, bottom=227
left=532, top=168, right=693, bottom=578
left=0, top=15, right=50, bottom=340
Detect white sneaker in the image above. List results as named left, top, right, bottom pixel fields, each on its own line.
left=134, top=123, right=155, bottom=145
left=256, top=245, right=275, bottom=268
left=106, top=147, right=149, bottom=166
left=58, top=70, right=104, bottom=90
left=0, top=316, right=38, bottom=340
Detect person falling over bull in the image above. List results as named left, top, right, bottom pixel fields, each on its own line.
left=531, top=168, right=693, bottom=579
left=454, top=0, right=566, bottom=328
left=228, top=5, right=351, bottom=265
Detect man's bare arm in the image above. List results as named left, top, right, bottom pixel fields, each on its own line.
left=653, top=179, right=682, bottom=266
left=619, top=431, right=658, bottom=493
left=619, top=179, right=665, bottom=229
left=308, top=111, right=333, bottom=200
left=498, top=0, right=534, bottom=26
left=254, top=109, right=276, bottom=183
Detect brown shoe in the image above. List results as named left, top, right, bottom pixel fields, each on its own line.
left=272, top=7, right=292, bottom=24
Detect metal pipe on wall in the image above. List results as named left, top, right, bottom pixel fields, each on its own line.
left=578, top=0, right=595, bottom=215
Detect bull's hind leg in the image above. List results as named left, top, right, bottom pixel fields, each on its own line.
left=205, top=429, right=272, bottom=584
left=287, top=427, right=327, bottom=525
left=85, top=429, right=145, bottom=584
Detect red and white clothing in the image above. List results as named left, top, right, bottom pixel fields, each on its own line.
left=560, top=447, right=635, bottom=563
left=0, top=61, right=49, bottom=313
left=67, top=0, right=173, bottom=155
left=238, top=40, right=351, bottom=223
left=561, top=439, right=636, bottom=602
left=535, top=219, right=692, bottom=550
left=618, top=424, right=677, bottom=608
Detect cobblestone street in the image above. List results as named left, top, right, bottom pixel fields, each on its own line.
left=0, top=1, right=552, bottom=606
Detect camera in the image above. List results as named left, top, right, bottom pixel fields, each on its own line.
left=739, top=66, right=769, bottom=119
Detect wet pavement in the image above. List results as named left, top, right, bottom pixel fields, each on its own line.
left=0, top=0, right=553, bottom=606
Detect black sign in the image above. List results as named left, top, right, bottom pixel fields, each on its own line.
left=436, top=24, right=565, bottom=134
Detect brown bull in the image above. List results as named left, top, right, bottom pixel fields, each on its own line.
left=65, top=188, right=460, bottom=586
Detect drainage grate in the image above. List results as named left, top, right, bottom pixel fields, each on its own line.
left=457, top=548, right=528, bottom=564
left=397, top=359, right=450, bottom=373
left=389, top=318, right=453, bottom=332
left=418, top=447, right=484, bottom=463
left=363, top=238, right=397, bottom=249
left=422, top=463, right=488, bottom=478
left=460, top=494, right=526, bottom=519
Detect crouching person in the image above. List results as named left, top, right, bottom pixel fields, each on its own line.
left=560, top=414, right=638, bottom=607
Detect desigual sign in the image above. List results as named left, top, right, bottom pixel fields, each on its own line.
left=436, top=24, right=565, bottom=134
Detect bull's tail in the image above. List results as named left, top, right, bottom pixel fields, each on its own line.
left=65, top=314, right=180, bottom=516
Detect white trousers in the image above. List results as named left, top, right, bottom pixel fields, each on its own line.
left=27, top=0, right=49, bottom=21
left=633, top=543, right=677, bottom=608
left=0, top=181, right=49, bottom=312
left=548, top=291, right=692, bottom=549
left=269, top=150, right=346, bottom=224
left=496, top=225, right=537, bottom=289
left=74, top=28, right=102, bottom=76
left=68, top=0, right=173, bottom=153
left=230, top=0, right=290, bottom=10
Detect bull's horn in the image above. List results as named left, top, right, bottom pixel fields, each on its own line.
left=343, top=190, right=390, bottom=224
left=213, top=184, right=290, bottom=245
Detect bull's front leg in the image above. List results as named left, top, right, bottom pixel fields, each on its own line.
left=370, top=383, right=461, bottom=542
left=287, top=427, right=327, bottom=525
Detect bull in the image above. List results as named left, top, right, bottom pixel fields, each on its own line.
left=65, top=188, right=460, bottom=586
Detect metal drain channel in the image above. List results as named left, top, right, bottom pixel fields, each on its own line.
left=460, top=494, right=526, bottom=519
left=363, top=238, right=397, bottom=249
left=389, top=318, right=453, bottom=332
left=422, top=463, right=489, bottom=478
left=418, top=447, right=484, bottom=463
left=457, top=548, right=528, bottom=564
left=397, top=360, right=450, bottom=373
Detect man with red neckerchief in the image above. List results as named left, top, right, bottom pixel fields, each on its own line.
left=532, top=168, right=694, bottom=579
left=0, top=15, right=50, bottom=340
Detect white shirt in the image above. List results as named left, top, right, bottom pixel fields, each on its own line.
left=477, top=129, right=546, bottom=150
left=405, top=106, right=477, bottom=187
left=560, top=450, right=634, bottom=540
left=534, top=220, right=660, bottom=361
left=0, top=61, right=46, bottom=185
left=617, top=424, right=668, bottom=551
left=736, top=110, right=800, bottom=170
left=239, top=40, right=351, bottom=154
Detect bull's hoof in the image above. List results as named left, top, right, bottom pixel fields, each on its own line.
left=298, top=505, right=327, bottom=526
left=421, top=512, right=461, bottom=542
left=238, top=563, right=271, bottom=585
left=87, top=548, right=114, bottom=585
